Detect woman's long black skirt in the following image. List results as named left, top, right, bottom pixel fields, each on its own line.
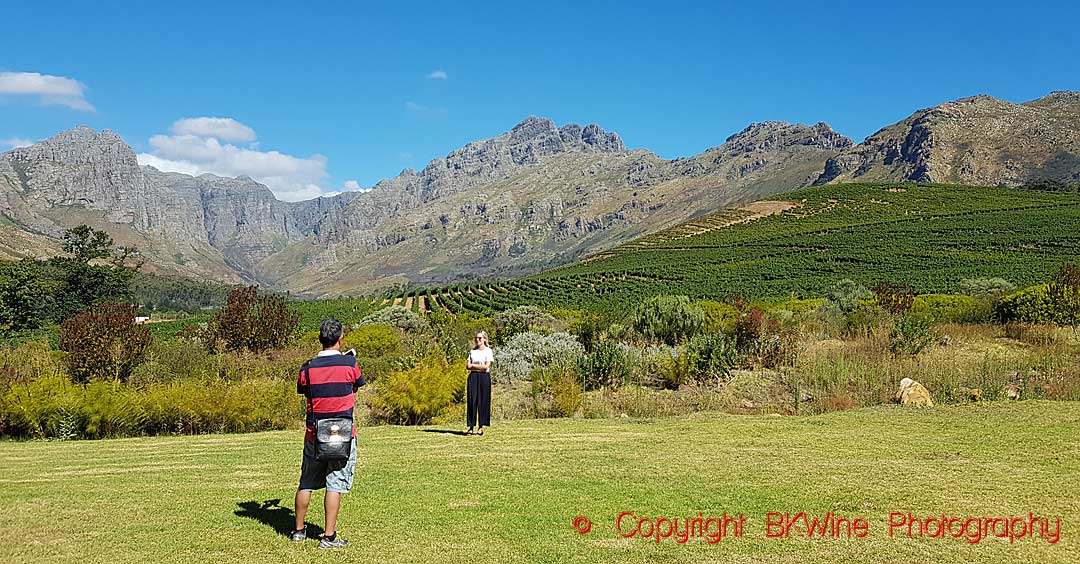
left=467, top=370, right=491, bottom=427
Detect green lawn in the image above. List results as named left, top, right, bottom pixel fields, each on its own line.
left=2, top=402, right=1078, bottom=563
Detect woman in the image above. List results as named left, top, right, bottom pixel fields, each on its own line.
left=466, top=331, right=494, bottom=436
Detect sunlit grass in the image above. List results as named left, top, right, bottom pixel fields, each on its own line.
left=1, top=401, right=1077, bottom=563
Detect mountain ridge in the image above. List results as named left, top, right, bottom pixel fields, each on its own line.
left=3, top=91, right=1076, bottom=295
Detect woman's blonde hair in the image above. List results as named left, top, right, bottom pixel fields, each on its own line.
left=475, top=331, right=489, bottom=343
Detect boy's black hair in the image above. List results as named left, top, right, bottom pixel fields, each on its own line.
left=319, top=318, right=344, bottom=348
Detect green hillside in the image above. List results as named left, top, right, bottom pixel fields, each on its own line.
left=423, top=183, right=1080, bottom=314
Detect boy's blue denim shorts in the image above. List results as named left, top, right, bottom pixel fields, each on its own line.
left=298, top=437, right=357, bottom=493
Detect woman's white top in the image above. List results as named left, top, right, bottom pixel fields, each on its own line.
left=469, top=347, right=494, bottom=371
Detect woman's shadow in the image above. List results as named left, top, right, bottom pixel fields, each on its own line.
left=235, top=499, right=324, bottom=537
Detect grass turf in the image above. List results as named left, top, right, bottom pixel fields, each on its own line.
left=1, top=401, right=1078, bottom=563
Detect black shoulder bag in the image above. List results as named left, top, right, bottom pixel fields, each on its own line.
left=303, top=361, right=354, bottom=462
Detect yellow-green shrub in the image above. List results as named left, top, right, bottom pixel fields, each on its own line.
left=696, top=300, right=740, bottom=333
left=912, top=294, right=982, bottom=323
left=342, top=324, right=401, bottom=358
left=995, top=285, right=1058, bottom=324
left=369, top=357, right=466, bottom=424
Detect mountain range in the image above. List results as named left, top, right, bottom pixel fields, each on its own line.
left=1, top=91, right=1077, bottom=296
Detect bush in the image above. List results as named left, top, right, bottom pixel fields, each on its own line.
left=529, top=359, right=582, bottom=417
left=912, top=294, right=983, bottom=323
left=696, top=300, right=740, bottom=333
left=492, top=306, right=560, bottom=344
left=357, top=306, right=429, bottom=333
left=996, top=285, right=1059, bottom=324
left=823, top=279, right=871, bottom=315
left=734, top=307, right=799, bottom=368
left=566, top=310, right=604, bottom=352
left=496, top=331, right=585, bottom=382
left=872, top=281, right=915, bottom=314
left=370, top=357, right=467, bottom=425
left=0, top=374, right=302, bottom=439
left=577, top=340, right=630, bottom=390
left=631, top=295, right=704, bottom=345
left=685, top=332, right=735, bottom=385
left=203, top=286, right=299, bottom=353
left=959, top=278, right=1016, bottom=296
left=58, top=302, right=152, bottom=383
left=1048, top=263, right=1080, bottom=328
left=890, top=314, right=934, bottom=356
left=342, top=324, right=401, bottom=358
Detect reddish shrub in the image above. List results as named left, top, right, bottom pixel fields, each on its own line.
left=203, top=286, right=299, bottom=353
left=59, top=302, right=152, bottom=383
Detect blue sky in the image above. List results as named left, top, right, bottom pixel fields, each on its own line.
left=2, top=0, right=1078, bottom=200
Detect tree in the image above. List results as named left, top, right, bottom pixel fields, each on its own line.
left=203, top=286, right=300, bottom=352
left=59, top=302, right=152, bottom=383
left=62, top=225, right=114, bottom=264
left=0, top=260, right=59, bottom=333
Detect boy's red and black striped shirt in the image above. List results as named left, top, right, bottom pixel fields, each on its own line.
left=297, top=352, right=365, bottom=442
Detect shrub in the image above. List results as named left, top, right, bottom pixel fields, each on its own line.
left=342, top=324, right=401, bottom=358
left=58, top=302, right=152, bottom=383
left=696, top=300, right=740, bottom=333
left=734, top=307, right=799, bottom=368
left=492, top=305, right=560, bottom=344
left=529, top=359, right=582, bottom=417
left=996, top=285, right=1058, bottom=324
left=357, top=306, right=429, bottom=333
left=872, top=281, right=915, bottom=315
left=959, top=277, right=1016, bottom=296
left=1047, top=263, right=1080, bottom=328
left=823, top=279, right=871, bottom=315
left=890, top=313, right=934, bottom=356
left=912, top=294, right=983, bottom=323
left=566, top=310, right=604, bottom=352
left=128, top=337, right=217, bottom=385
left=370, top=357, right=467, bottom=425
left=203, top=286, right=299, bottom=353
left=684, top=332, right=736, bottom=385
left=0, top=375, right=301, bottom=439
left=496, top=331, right=585, bottom=382
left=631, top=295, right=704, bottom=345
left=577, top=340, right=630, bottom=390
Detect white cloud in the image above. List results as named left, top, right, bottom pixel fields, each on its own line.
left=136, top=117, right=333, bottom=202
left=0, top=72, right=95, bottom=112
left=426, top=69, right=448, bottom=80
left=342, top=179, right=371, bottom=193
left=2, top=137, right=34, bottom=149
left=170, top=117, right=256, bottom=143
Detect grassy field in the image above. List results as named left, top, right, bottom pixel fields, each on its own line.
left=2, top=401, right=1078, bottom=563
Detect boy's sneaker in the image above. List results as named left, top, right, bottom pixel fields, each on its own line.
left=289, top=529, right=307, bottom=542
left=319, top=535, right=349, bottom=549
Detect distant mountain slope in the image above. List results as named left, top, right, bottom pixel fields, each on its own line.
left=815, top=91, right=1080, bottom=186
left=431, top=183, right=1080, bottom=314
left=0, top=117, right=851, bottom=294
left=276, top=118, right=852, bottom=295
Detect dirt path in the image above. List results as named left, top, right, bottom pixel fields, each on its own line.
left=675, top=200, right=799, bottom=239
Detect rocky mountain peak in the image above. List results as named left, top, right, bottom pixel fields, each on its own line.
left=721, top=121, right=852, bottom=154
left=8, top=125, right=137, bottom=167
left=1026, top=90, right=1080, bottom=108
left=816, top=90, right=1080, bottom=186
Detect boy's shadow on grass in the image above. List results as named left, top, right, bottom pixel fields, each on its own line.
left=421, top=429, right=470, bottom=436
left=235, top=499, right=324, bottom=537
